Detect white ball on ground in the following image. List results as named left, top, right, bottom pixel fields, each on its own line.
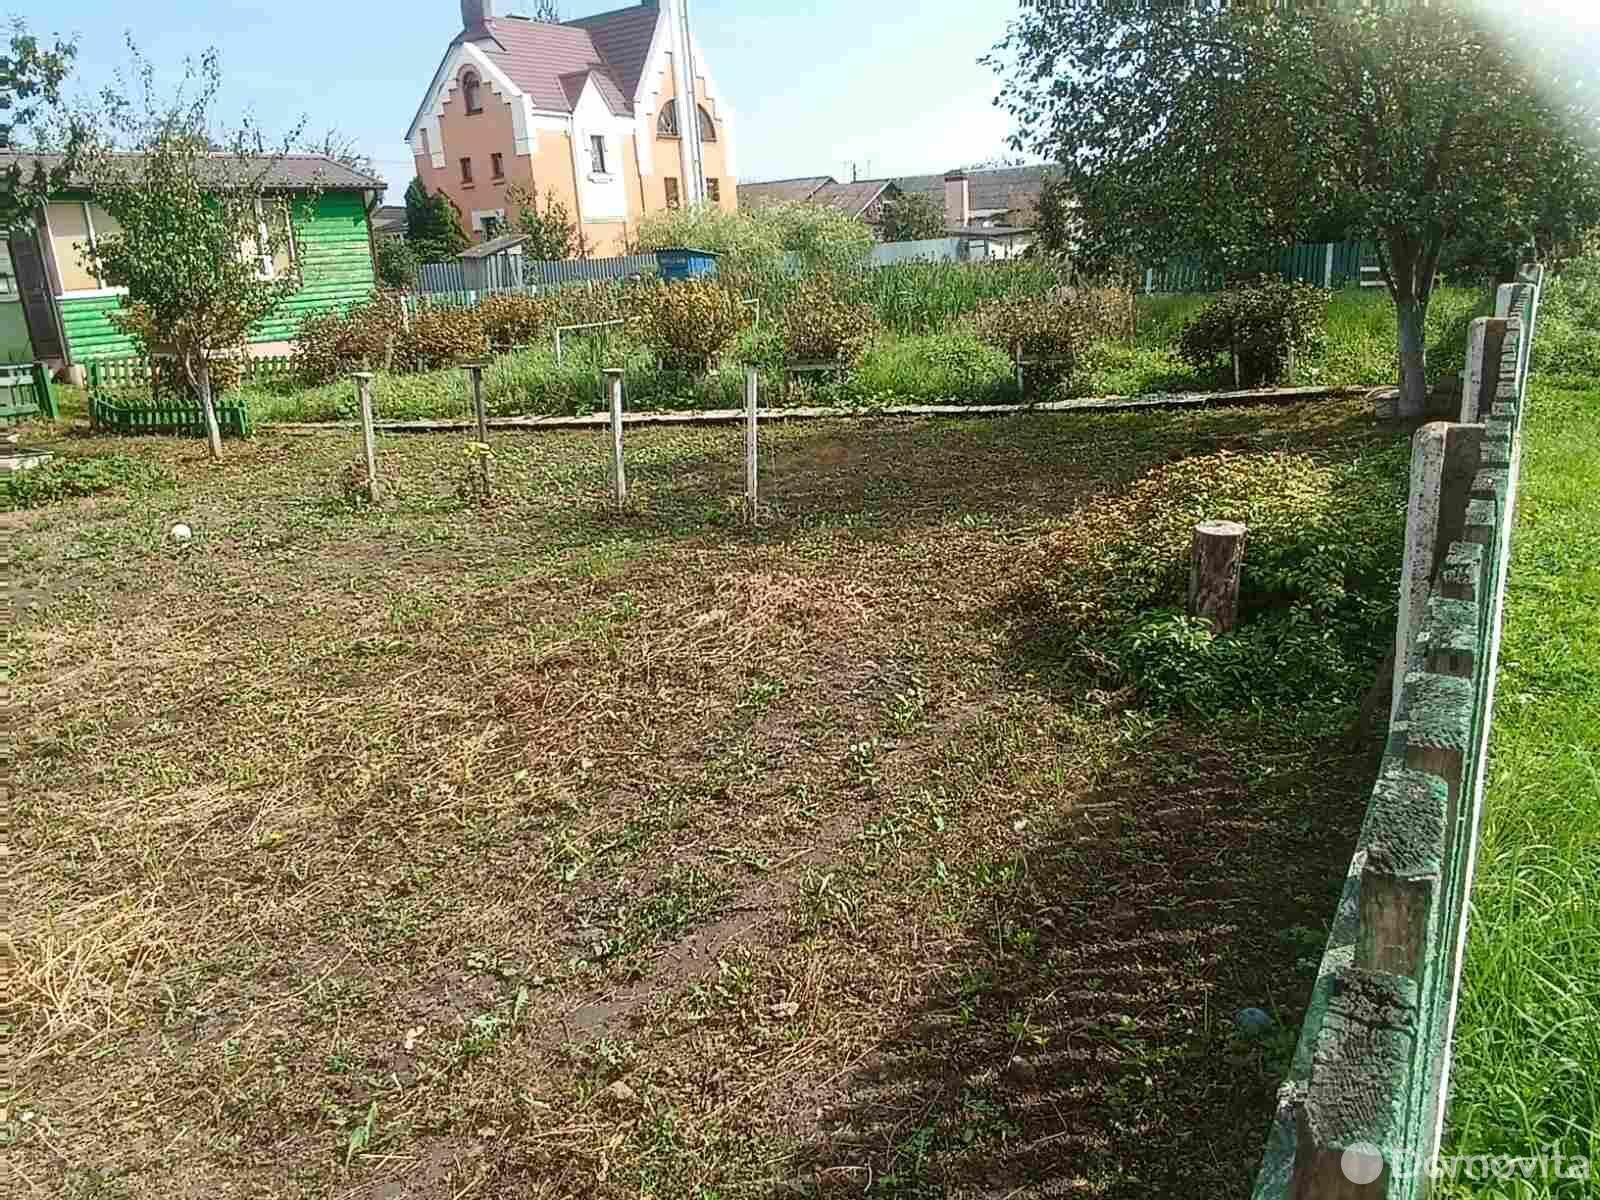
left=170, top=523, right=193, bottom=543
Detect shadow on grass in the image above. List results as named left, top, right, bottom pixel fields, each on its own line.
left=789, top=721, right=1372, bottom=1198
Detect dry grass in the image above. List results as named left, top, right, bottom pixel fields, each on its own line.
left=11, top=399, right=1402, bottom=1198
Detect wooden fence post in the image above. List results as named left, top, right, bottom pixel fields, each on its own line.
left=1014, top=344, right=1025, bottom=396
left=605, top=368, right=626, bottom=508
left=744, top=367, right=759, bottom=521
left=353, top=371, right=382, bottom=502
left=465, top=361, right=490, bottom=498
left=1187, top=520, right=1247, bottom=633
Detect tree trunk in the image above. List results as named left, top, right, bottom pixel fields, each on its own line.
left=1187, top=520, right=1247, bottom=634
left=1395, top=297, right=1429, bottom=419
left=196, top=356, right=223, bottom=460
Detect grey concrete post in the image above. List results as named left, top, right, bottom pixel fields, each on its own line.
left=353, top=371, right=382, bottom=502
left=605, top=368, right=626, bottom=508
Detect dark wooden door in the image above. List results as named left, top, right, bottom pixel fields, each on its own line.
left=8, top=230, right=63, bottom=361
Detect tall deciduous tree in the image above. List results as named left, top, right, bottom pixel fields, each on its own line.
left=990, top=0, right=1600, bottom=415
left=79, top=43, right=312, bottom=458
left=1, top=18, right=86, bottom=229
left=403, top=176, right=468, bottom=262
left=877, top=191, right=945, bottom=243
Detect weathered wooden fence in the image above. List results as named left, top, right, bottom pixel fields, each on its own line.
left=1251, top=265, right=1544, bottom=1199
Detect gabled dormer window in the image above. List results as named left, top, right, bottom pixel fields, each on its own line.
left=462, top=70, right=482, bottom=114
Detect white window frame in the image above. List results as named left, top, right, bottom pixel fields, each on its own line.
left=589, top=134, right=610, bottom=179
left=44, top=200, right=129, bottom=299
left=253, top=198, right=298, bottom=281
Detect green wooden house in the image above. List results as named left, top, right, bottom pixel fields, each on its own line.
left=1, top=153, right=384, bottom=372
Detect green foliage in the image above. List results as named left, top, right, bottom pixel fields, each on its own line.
left=77, top=46, right=308, bottom=433
left=0, top=19, right=86, bottom=230
left=633, top=201, right=873, bottom=279
left=779, top=276, right=878, bottom=364
left=848, top=332, right=1014, bottom=403
left=2, top=453, right=171, bottom=510
left=1177, top=278, right=1329, bottom=386
left=404, top=176, right=468, bottom=263
left=374, top=237, right=418, bottom=291
left=876, top=192, right=945, bottom=244
left=293, top=294, right=405, bottom=383
left=968, top=294, right=1083, bottom=391
left=1535, top=247, right=1600, bottom=384
left=1033, top=447, right=1408, bottom=718
left=508, top=185, right=588, bottom=260
left=990, top=0, right=1600, bottom=409
left=1030, top=171, right=1074, bottom=261
left=477, top=291, right=555, bottom=349
left=393, top=306, right=487, bottom=373
left=629, top=279, right=746, bottom=371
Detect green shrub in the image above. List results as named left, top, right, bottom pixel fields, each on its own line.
left=780, top=276, right=878, bottom=364
left=393, top=306, right=487, bottom=373
left=968, top=295, right=1080, bottom=393
left=374, top=237, right=419, bottom=290
left=629, top=279, right=747, bottom=372
left=849, top=333, right=1012, bottom=403
left=478, top=292, right=556, bottom=349
left=3, top=454, right=173, bottom=510
left=1177, top=277, right=1328, bottom=386
left=294, top=294, right=404, bottom=384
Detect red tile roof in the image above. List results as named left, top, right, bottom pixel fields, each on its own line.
left=456, top=9, right=657, bottom=118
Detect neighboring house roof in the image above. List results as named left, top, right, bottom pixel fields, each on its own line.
left=452, top=10, right=653, bottom=118
left=809, top=179, right=898, bottom=218
left=372, top=204, right=407, bottom=235
left=736, top=176, right=835, bottom=207
left=460, top=232, right=528, bottom=259
left=0, top=151, right=383, bottom=192
left=891, top=165, right=1057, bottom=218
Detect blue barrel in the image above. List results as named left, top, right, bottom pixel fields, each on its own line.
left=654, top=247, right=720, bottom=282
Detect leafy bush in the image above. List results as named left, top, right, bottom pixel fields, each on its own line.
left=628, top=279, right=746, bottom=371
left=634, top=201, right=872, bottom=277
left=780, top=276, right=878, bottom=364
left=374, top=237, right=419, bottom=290
left=1177, top=277, right=1328, bottom=386
left=3, top=454, right=173, bottom=510
left=849, top=333, right=1012, bottom=403
left=478, top=292, right=556, bottom=349
left=294, top=294, right=405, bottom=384
left=393, top=305, right=487, bottom=373
left=968, top=296, right=1080, bottom=393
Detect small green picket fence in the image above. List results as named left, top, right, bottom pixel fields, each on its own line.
left=85, top=354, right=291, bottom=439
left=0, top=362, right=58, bottom=425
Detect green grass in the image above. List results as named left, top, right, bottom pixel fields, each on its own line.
left=1441, top=378, right=1600, bottom=1197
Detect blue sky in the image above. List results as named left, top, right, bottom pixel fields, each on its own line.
left=29, top=0, right=1034, bottom=202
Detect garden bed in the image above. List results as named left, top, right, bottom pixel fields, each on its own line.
left=13, top=395, right=1411, bottom=1196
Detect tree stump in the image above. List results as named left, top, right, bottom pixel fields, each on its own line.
left=1187, top=520, right=1247, bottom=633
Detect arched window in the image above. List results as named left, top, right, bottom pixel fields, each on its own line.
left=461, top=70, right=482, bottom=114
left=655, top=100, right=717, bottom=141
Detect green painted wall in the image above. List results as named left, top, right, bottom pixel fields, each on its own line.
left=0, top=300, right=32, bottom=361
left=60, top=190, right=376, bottom=362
